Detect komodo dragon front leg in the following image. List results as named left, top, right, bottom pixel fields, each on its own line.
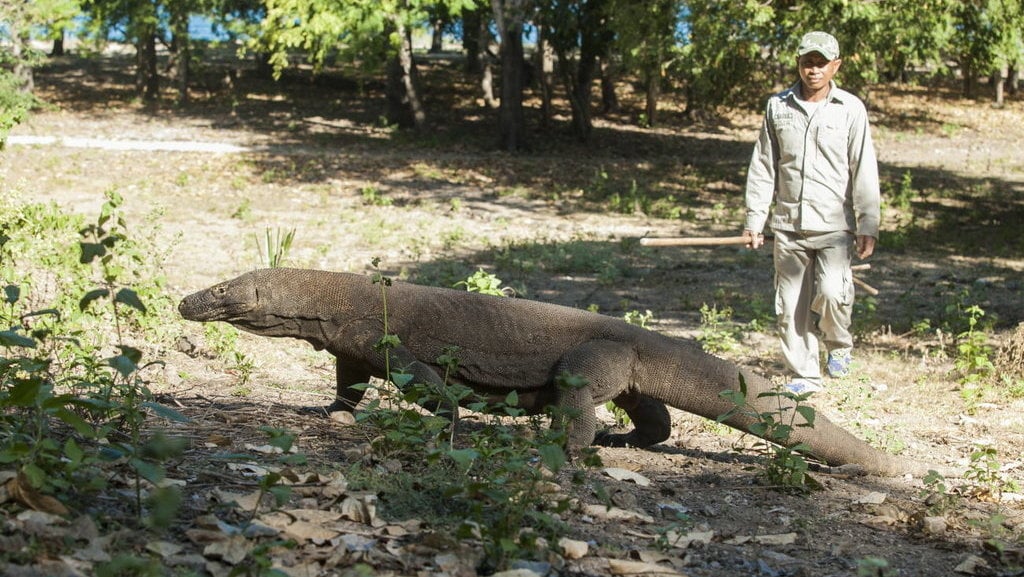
left=323, top=321, right=457, bottom=419
left=553, top=340, right=670, bottom=447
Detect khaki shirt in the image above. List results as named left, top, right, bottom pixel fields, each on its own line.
left=744, top=81, right=880, bottom=237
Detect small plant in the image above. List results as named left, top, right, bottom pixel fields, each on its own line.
left=717, top=375, right=817, bottom=489
left=256, top=227, right=295, bottom=268
left=231, top=198, right=254, bottom=221
left=920, top=470, right=959, bottom=515
left=455, top=269, right=510, bottom=296
left=857, top=556, right=897, bottom=577
left=962, top=444, right=1020, bottom=501
left=360, top=184, right=392, bottom=206
left=623, top=309, right=653, bottom=328
left=697, top=303, right=740, bottom=353
left=954, top=305, right=995, bottom=412
left=353, top=259, right=599, bottom=572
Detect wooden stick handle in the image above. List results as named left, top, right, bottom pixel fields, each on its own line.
left=852, top=275, right=879, bottom=296
left=851, top=263, right=871, bottom=272
left=639, top=236, right=749, bottom=247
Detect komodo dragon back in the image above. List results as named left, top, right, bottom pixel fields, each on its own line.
left=179, top=268, right=948, bottom=478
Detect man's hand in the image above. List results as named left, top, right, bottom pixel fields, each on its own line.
left=743, top=229, right=765, bottom=250
left=856, top=235, right=876, bottom=259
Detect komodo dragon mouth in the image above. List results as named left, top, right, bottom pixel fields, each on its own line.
left=178, top=279, right=258, bottom=322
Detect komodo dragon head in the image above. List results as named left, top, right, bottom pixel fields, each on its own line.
left=178, top=272, right=259, bottom=323
left=178, top=269, right=342, bottom=346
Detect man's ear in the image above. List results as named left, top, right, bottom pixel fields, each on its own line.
left=833, top=58, right=843, bottom=71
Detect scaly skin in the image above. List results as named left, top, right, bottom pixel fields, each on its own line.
left=179, top=268, right=945, bottom=477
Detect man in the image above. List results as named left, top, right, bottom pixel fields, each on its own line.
left=741, top=31, right=881, bottom=394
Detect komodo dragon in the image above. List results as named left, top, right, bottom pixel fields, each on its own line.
left=178, top=267, right=941, bottom=477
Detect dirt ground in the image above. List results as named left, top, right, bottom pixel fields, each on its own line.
left=2, top=53, right=1024, bottom=576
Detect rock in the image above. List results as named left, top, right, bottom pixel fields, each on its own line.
left=558, top=537, right=589, bottom=559
left=921, top=516, right=947, bottom=535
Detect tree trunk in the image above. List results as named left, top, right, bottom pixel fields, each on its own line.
left=51, top=31, right=65, bottom=57
left=463, top=7, right=483, bottom=75
left=644, top=73, right=660, bottom=127
left=1009, top=64, right=1019, bottom=96
left=492, top=0, right=527, bottom=151
left=430, top=19, right=444, bottom=53
left=995, top=65, right=1007, bottom=107
left=477, top=8, right=498, bottom=108
left=136, top=25, right=159, bottom=101
left=385, top=23, right=426, bottom=131
left=11, top=32, right=34, bottom=93
left=537, top=25, right=555, bottom=129
left=600, top=57, right=619, bottom=114
left=170, top=7, right=190, bottom=104
left=962, top=59, right=975, bottom=98
left=566, top=0, right=610, bottom=141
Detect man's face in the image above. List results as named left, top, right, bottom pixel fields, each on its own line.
left=797, top=52, right=841, bottom=92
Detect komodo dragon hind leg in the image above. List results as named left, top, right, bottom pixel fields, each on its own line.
left=594, top=392, right=672, bottom=448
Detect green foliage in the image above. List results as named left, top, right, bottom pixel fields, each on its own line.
left=350, top=260, right=598, bottom=572
left=0, top=71, right=35, bottom=146
left=953, top=305, right=996, bottom=411
left=0, top=190, right=186, bottom=522
left=717, top=375, right=817, bottom=489
left=697, top=303, right=741, bottom=354
left=455, top=269, right=510, bottom=296
left=360, top=185, right=392, bottom=207
left=256, top=227, right=296, bottom=268
left=623, top=309, right=653, bottom=329
left=963, top=444, right=1020, bottom=500
left=494, top=237, right=627, bottom=285
left=857, top=556, right=897, bottom=577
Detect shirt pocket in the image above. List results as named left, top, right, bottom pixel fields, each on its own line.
left=813, top=121, right=850, bottom=191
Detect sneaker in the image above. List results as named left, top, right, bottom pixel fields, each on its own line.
left=826, top=348, right=853, bottom=378
left=784, top=380, right=823, bottom=395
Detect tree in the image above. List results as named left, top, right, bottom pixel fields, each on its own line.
left=608, top=0, right=679, bottom=127
left=537, top=0, right=614, bottom=141
left=0, top=0, right=80, bottom=95
left=258, top=0, right=477, bottom=130
left=490, top=0, right=529, bottom=150
left=953, top=0, right=1024, bottom=101
left=81, top=0, right=163, bottom=100
left=679, top=0, right=775, bottom=115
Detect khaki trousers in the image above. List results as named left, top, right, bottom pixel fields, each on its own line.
left=773, top=229, right=855, bottom=384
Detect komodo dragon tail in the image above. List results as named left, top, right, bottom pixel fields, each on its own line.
left=651, top=344, right=948, bottom=477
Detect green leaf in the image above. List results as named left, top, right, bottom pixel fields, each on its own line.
left=20, top=463, right=47, bottom=488
left=795, top=406, right=816, bottom=426
left=3, top=284, right=19, bottom=304
left=79, top=242, right=106, bottom=264
left=538, top=443, right=567, bottom=473
left=268, top=484, right=292, bottom=506
left=79, top=288, right=110, bottom=311
left=64, top=438, right=84, bottom=465
left=130, top=458, right=165, bottom=484
left=114, top=288, right=147, bottom=313
left=447, top=448, right=479, bottom=470
left=53, top=407, right=95, bottom=437
left=0, top=329, right=36, bottom=348
left=107, top=353, right=138, bottom=378
left=280, top=453, right=307, bottom=466
left=7, top=379, right=44, bottom=406
left=390, top=372, right=413, bottom=387
left=142, top=401, right=191, bottom=423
